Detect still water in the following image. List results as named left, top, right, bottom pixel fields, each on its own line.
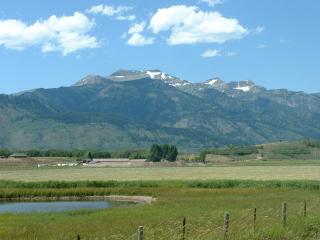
left=0, top=200, right=112, bottom=213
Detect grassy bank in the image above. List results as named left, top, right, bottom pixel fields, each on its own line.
left=0, top=186, right=320, bottom=239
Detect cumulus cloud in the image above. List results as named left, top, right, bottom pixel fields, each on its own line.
left=127, top=33, right=154, bottom=46
left=201, top=49, right=220, bottom=58
left=128, top=22, right=146, bottom=34
left=149, top=5, right=248, bottom=45
left=0, top=12, right=98, bottom=55
left=225, top=51, right=238, bottom=57
left=87, top=5, right=135, bottom=21
left=200, top=0, right=224, bottom=7
left=127, top=22, right=154, bottom=46
left=255, top=26, right=265, bottom=34
left=201, top=49, right=238, bottom=58
left=258, top=44, right=267, bottom=49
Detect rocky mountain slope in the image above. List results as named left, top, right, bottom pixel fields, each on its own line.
left=0, top=69, right=319, bottom=151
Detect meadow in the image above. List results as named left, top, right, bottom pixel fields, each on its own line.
left=0, top=184, right=320, bottom=239
left=0, top=165, right=320, bottom=181
left=1, top=150, right=320, bottom=239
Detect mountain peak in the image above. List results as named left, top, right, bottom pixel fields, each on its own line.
left=73, top=75, right=108, bottom=86
left=230, top=80, right=257, bottom=92
left=144, top=69, right=180, bottom=81
left=143, top=70, right=191, bottom=87
left=204, top=77, right=225, bottom=86
left=110, top=69, right=142, bottom=77
left=73, top=70, right=261, bottom=94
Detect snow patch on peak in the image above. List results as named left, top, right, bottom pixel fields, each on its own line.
left=205, top=79, right=218, bottom=85
left=234, top=82, right=252, bottom=92
left=169, top=82, right=191, bottom=87
left=144, top=70, right=176, bottom=81
left=143, top=69, right=192, bottom=87
left=204, top=77, right=224, bottom=86
left=146, top=70, right=162, bottom=79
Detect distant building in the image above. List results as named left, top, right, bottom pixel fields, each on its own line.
left=9, top=153, right=28, bottom=158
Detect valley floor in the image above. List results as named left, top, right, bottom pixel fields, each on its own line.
left=1, top=160, right=320, bottom=239
left=0, top=164, right=320, bottom=181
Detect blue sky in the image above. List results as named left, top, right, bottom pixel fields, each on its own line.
left=0, top=0, right=319, bottom=94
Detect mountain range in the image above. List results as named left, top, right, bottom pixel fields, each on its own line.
left=1, top=69, right=320, bottom=151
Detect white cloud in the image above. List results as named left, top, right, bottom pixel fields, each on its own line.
left=128, top=22, right=146, bottom=34
left=280, top=38, right=287, bottom=44
left=200, top=0, right=224, bottom=7
left=201, top=49, right=220, bottom=58
left=202, top=49, right=238, bottom=58
left=127, top=22, right=154, bottom=46
left=225, top=51, right=238, bottom=57
left=149, top=5, right=248, bottom=45
left=0, top=12, right=98, bottom=55
left=87, top=5, right=135, bottom=21
left=117, top=15, right=136, bottom=21
left=121, top=32, right=128, bottom=39
left=258, top=44, right=267, bottom=49
left=127, top=33, right=154, bottom=46
left=255, top=26, right=265, bottom=34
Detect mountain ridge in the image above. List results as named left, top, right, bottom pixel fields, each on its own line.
left=1, top=69, right=319, bottom=151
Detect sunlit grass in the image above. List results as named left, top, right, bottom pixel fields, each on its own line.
left=1, top=165, right=320, bottom=181
left=0, top=187, right=319, bottom=239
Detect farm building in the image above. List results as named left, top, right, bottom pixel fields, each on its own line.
left=9, top=153, right=28, bottom=158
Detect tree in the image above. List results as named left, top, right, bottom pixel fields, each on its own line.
left=149, top=144, right=162, bottom=162
left=148, top=144, right=178, bottom=162
left=87, top=151, right=93, bottom=161
left=0, top=149, right=11, bottom=158
left=161, top=144, right=170, bottom=159
left=166, top=145, right=178, bottom=162
left=26, top=149, right=41, bottom=157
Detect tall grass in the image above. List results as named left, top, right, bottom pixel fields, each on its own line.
left=0, top=187, right=320, bottom=240
left=0, top=179, right=320, bottom=191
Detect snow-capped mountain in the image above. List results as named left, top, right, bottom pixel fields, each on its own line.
left=2, top=69, right=320, bottom=150
left=108, top=69, right=191, bottom=87
left=203, top=77, right=228, bottom=92
left=74, top=75, right=109, bottom=86
left=144, top=70, right=191, bottom=87
left=74, top=69, right=192, bottom=87
left=74, top=69, right=265, bottom=97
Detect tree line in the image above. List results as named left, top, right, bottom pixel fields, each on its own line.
left=0, top=149, right=149, bottom=160
left=0, top=145, right=179, bottom=162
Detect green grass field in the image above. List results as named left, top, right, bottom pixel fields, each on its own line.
left=0, top=165, right=320, bottom=181
left=0, top=186, right=320, bottom=239
left=1, top=155, right=320, bottom=239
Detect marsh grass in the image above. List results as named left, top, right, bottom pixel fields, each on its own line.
left=1, top=179, right=320, bottom=190
left=0, top=184, right=320, bottom=239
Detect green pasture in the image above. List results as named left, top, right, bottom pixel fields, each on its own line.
left=0, top=185, right=320, bottom=239
left=0, top=165, right=320, bottom=181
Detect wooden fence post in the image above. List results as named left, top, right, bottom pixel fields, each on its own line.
left=137, top=226, right=144, bottom=240
left=304, top=201, right=307, bottom=217
left=253, top=208, right=257, bottom=233
left=224, top=212, right=230, bottom=239
left=182, top=217, right=186, bottom=240
left=282, top=202, right=287, bottom=227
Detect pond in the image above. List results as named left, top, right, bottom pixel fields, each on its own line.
left=0, top=200, right=119, bottom=213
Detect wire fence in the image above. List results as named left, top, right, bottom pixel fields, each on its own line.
left=68, top=201, right=320, bottom=240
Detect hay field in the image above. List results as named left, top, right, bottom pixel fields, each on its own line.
left=0, top=165, right=320, bottom=181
